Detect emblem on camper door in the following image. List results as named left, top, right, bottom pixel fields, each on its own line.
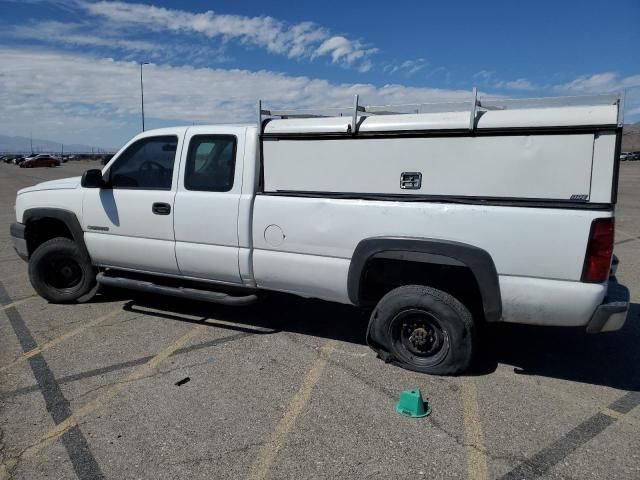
left=400, top=172, right=422, bottom=189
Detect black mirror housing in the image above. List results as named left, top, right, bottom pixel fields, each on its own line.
left=81, top=169, right=105, bottom=188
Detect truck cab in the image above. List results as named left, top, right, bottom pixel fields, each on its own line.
left=78, top=126, right=258, bottom=286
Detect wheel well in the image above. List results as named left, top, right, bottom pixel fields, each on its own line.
left=359, top=257, right=485, bottom=322
left=25, top=217, right=73, bottom=255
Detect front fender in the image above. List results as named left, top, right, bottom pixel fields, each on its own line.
left=22, top=208, right=90, bottom=259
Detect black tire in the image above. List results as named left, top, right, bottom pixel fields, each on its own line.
left=28, top=237, right=98, bottom=303
left=367, top=285, right=474, bottom=375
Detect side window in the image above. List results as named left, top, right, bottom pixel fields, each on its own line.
left=108, top=136, right=178, bottom=190
left=184, top=135, right=236, bottom=192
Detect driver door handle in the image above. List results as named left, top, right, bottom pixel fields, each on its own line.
left=152, top=202, right=171, bottom=215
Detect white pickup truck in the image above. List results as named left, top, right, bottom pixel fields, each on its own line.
left=10, top=93, right=630, bottom=375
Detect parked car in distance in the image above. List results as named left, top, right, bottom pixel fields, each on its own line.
left=19, top=154, right=60, bottom=168
left=16, top=154, right=37, bottom=165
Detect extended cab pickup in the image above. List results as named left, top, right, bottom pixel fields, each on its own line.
left=10, top=93, right=631, bottom=375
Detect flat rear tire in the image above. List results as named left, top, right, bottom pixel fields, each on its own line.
left=368, top=285, right=474, bottom=375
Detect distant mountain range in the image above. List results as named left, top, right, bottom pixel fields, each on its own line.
left=622, top=123, right=640, bottom=152
left=0, top=134, right=114, bottom=154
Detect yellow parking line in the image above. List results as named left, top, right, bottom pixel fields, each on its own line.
left=246, top=340, right=336, bottom=480
left=601, top=407, right=624, bottom=420
left=14, top=325, right=205, bottom=463
left=0, top=307, right=122, bottom=372
left=0, top=295, right=37, bottom=312
left=461, top=378, right=489, bottom=480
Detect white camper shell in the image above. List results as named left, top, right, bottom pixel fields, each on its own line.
left=261, top=93, right=621, bottom=204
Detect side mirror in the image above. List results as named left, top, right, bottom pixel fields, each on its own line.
left=81, top=169, right=105, bottom=188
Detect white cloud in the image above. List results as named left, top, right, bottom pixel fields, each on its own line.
left=556, top=72, right=640, bottom=94
left=478, top=70, right=640, bottom=96
left=384, top=59, right=428, bottom=76
left=0, top=48, right=472, bottom=148
left=473, top=70, right=495, bottom=81
left=2, top=47, right=638, bottom=150
left=474, top=71, right=537, bottom=91
left=5, top=19, right=233, bottom=65
left=502, top=79, right=535, bottom=91
left=314, top=36, right=377, bottom=65
left=11, top=21, right=157, bottom=52
left=80, top=0, right=376, bottom=70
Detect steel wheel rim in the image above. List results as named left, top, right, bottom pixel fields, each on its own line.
left=391, top=309, right=450, bottom=366
left=41, top=254, right=83, bottom=293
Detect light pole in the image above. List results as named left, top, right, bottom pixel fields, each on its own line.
left=140, top=62, right=149, bottom=132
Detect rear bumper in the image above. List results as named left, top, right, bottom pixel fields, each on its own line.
left=10, top=222, right=28, bottom=261
left=586, top=279, right=630, bottom=333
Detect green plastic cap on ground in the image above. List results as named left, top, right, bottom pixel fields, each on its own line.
left=395, top=388, right=431, bottom=418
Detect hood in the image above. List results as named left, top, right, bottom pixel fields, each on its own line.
left=17, top=176, right=81, bottom=195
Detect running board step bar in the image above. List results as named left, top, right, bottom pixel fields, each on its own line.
left=96, top=273, right=258, bottom=306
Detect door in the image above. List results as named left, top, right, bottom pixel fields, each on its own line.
left=173, top=128, right=244, bottom=283
left=82, top=133, right=184, bottom=274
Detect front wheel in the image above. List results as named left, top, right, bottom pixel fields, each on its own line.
left=367, top=285, right=474, bottom=375
left=28, top=238, right=98, bottom=303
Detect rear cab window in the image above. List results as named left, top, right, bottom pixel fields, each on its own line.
left=184, top=135, right=237, bottom=192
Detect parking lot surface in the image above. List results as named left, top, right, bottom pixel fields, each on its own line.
left=1, top=161, right=639, bottom=480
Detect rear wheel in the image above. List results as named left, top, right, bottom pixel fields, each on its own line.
left=28, top=238, right=98, bottom=303
left=367, top=285, right=474, bottom=375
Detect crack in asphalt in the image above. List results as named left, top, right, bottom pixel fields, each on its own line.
left=164, top=442, right=266, bottom=468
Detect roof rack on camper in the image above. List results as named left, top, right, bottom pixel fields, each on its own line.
left=258, top=89, right=624, bottom=136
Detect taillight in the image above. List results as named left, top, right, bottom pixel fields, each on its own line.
left=582, top=218, right=615, bottom=283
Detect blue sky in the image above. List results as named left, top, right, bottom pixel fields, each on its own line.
left=1, top=0, right=639, bottom=149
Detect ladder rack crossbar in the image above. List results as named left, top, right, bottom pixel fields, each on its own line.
left=258, top=91, right=622, bottom=134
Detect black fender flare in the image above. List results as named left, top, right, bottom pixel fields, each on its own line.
left=22, top=208, right=90, bottom=259
left=347, top=236, right=502, bottom=322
